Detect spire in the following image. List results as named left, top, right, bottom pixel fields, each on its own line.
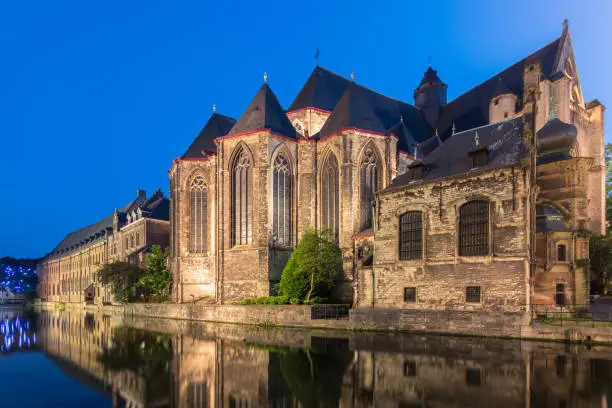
left=474, top=131, right=480, bottom=147
left=452, top=122, right=456, bottom=135
left=548, top=84, right=558, bottom=120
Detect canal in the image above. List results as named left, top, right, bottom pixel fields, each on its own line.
left=1, top=306, right=612, bottom=407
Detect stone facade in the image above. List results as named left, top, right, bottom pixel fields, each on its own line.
left=37, top=189, right=170, bottom=304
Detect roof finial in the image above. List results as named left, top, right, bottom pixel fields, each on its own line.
left=428, top=54, right=432, bottom=68
left=563, top=19, right=569, bottom=31
left=452, top=122, right=456, bottom=135
left=474, top=131, right=480, bottom=147
left=350, top=70, right=355, bottom=82
left=212, top=104, right=216, bottom=113
left=549, top=83, right=558, bottom=120
left=414, top=144, right=418, bottom=159
left=434, top=128, right=439, bottom=137
left=263, top=72, right=268, bottom=83
left=314, top=47, right=320, bottom=66
left=400, top=114, right=404, bottom=123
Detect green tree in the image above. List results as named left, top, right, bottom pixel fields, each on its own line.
left=279, top=229, right=341, bottom=303
left=96, top=261, right=143, bottom=303
left=137, top=245, right=171, bottom=302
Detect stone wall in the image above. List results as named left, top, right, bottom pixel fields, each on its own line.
left=370, top=165, right=530, bottom=310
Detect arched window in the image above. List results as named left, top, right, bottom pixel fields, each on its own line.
left=360, top=146, right=381, bottom=231
left=190, top=176, right=207, bottom=253
left=458, top=200, right=490, bottom=256
left=232, top=148, right=252, bottom=246
left=399, top=211, right=423, bottom=260
left=272, top=153, right=291, bottom=246
left=130, top=235, right=134, bottom=248
left=135, top=232, right=140, bottom=247
left=321, top=154, right=339, bottom=242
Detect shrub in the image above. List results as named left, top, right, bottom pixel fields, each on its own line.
left=137, top=246, right=171, bottom=302
left=279, top=229, right=341, bottom=303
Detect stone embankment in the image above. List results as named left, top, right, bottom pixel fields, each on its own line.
left=37, top=301, right=612, bottom=345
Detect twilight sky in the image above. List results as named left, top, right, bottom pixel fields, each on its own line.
left=1, top=0, right=610, bottom=258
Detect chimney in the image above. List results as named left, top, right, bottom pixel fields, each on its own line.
left=137, top=189, right=147, bottom=199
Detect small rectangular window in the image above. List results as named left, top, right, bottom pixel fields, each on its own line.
left=465, top=368, right=482, bottom=386
left=404, top=361, right=417, bottom=377
left=557, top=244, right=567, bottom=261
left=404, top=287, right=416, bottom=303
left=466, top=286, right=481, bottom=303
left=556, top=284, right=565, bottom=306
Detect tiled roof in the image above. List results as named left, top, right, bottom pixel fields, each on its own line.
left=182, top=113, right=236, bottom=157
left=387, top=117, right=526, bottom=189
left=434, top=37, right=562, bottom=140
left=229, top=84, right=297, bottom=138
left=288, top=66, right=351, bottom=112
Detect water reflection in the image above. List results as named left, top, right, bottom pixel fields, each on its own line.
left=30, top=309, right=612, bottom=407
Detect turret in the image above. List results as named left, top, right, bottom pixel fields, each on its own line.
left=414, top=67, right=447, bottom=127
left=489, top=76, right=517, bottom=124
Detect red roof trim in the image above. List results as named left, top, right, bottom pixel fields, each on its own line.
left=286, top=107, right=332, bottom=115
left=317, top=127, right=389, bottom=143
left=215, top=129, right=298, bottom=144
left=352, top=231, right=375, bottom=239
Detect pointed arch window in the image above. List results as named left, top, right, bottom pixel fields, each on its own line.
left=360, top=146, right=381, bottom=231
left=459, top=200, right=490, bottom=256
left=273, top=153, right=292, bottom=246
left=232, top=148, right=252, bottom=246
left=190, top=176, right=207, bottom=253
left=321, top=154, right=339, bottom=242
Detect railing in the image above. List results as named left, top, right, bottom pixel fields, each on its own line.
left=310, top=304, right=351, bottom=320
left=530, top=303, right=612, bottom=327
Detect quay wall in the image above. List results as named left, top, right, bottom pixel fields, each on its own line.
left=37, top=301, right=612, bottom=344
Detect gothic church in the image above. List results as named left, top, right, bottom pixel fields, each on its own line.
left=167, top=21, right=605, bottom=308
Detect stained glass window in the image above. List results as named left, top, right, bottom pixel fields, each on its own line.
left=232, top=148, right=252, bottom=246
left=272, top=153, right=291, bottom=246
left=190, top=176, right=207, bottom=253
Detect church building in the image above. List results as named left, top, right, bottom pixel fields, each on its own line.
left=167, top=21, right=604, bottom=308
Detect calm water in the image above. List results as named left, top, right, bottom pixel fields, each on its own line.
left=1, top=306, right=612, bottom=407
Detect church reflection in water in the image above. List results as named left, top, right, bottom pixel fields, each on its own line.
left=32, top=309, right=612, bottom=408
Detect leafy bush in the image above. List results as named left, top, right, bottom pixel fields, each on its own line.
left=97, top=261, right=144, bottom=303
left=279, top=229, right=341, bottom=303
left=137, top=245, right=171, bottom=302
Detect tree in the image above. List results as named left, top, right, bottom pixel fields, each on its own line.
left=96, top=261, right=143, bottom=303
left=137, top=245, right=171, bottom=302
left=279, top=229, right=342, bottom=303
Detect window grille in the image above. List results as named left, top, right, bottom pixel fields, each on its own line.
left=556, top=283, right=565, bottom=306
left=190, top=176, right=207, bottom=253
left=399, top=211, right=423, bottom=260
left=231, top=149, right=252, bottom=246
left=403, top=287, right=416, bottom=303
left=272, top=153, right=291, bottom=246
left=459, top=201, right=489, bottom=256
left=360, top=147, right=381, bottom=231
left=466, top=286, right=481, bottom=303
left=321, top=154, right=339, bottom=242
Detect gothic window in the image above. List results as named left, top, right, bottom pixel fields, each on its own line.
left=459, top=201, right=489, bottom=256
left=135, top=232, right=140, bottom=247
left=130, top=235, right=134, bottom=248
left=399, top=211, right=423, bottom=260
left=272, top=153, right=291, bottom=246
left=190, top=176, right=207, bottom=253
left=232, top=148, right=252, bottom=246
left=321, top=154, right=339, bottom=242
left=360, top=147, right=381, bottom=231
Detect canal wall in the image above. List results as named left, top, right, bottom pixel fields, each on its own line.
left=37, top=301, right=612, bottom=344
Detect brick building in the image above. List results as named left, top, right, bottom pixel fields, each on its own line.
left=170, top=21, right=604, bottom=308
left=37, top=189, right=170, bottom=304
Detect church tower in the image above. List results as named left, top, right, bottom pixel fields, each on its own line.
left=414, top=67, right=447, bottom=127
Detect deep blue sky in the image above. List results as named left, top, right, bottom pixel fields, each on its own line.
left=1, top=0, right=610, bottom=258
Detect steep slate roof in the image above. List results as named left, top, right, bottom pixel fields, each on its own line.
left=288, top=66, right=352, bottom=112
left=229, top=84, right=297, bottom=138
left=182, top=113, right=236, bottom=157
left=318, top=82, right=432, bottom=151
left=435, top=37, right=562, bottom=140
left=387, top=117, right=526, bottom=190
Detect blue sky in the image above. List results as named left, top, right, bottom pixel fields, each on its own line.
left=1, top=0, right=610, bottom=258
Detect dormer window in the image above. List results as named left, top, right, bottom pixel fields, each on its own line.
left=469, top=147, right=489, bottom=168
left=408, top=162, right=424, bottom=180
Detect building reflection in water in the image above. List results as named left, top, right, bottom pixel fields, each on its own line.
left=32, top=310, right=612, bottom=408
